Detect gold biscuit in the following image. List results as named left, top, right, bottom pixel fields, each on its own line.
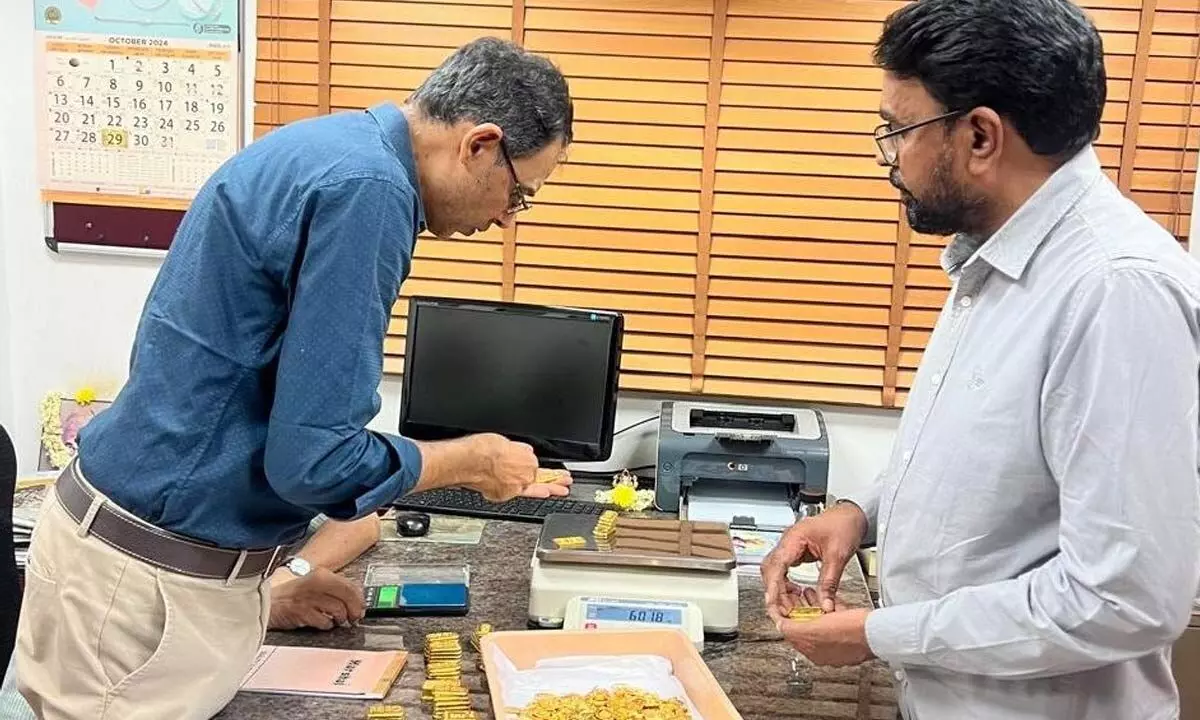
left=469, top=622, right=493, bottom=652
left=787, top=606, right=824, bottom=621
left=536, top=468, right=566, bottom=483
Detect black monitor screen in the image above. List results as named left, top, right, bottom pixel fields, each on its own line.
left=398, top=297, right=623, bottom=463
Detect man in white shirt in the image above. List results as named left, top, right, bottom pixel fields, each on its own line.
left=761, top=1, right=1200, bottom=718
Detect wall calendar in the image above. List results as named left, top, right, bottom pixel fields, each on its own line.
left=33, top=0, right=241, bottom=204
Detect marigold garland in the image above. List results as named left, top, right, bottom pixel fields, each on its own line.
left=39, top=392, right=71, bottom=470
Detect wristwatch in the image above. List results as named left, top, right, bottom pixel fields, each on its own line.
left=284, top=556, right=312, bottom=577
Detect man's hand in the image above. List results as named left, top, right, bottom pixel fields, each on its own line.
left=464, top=433, right=539, bottom=502
left=768, top=584, right=874, bottom=666
left=761, top=502, right=867, bottom=615
left=520, top=468, right=573, bottom=498
left=777, top=607, right=875, bottom=667
left=413, top=434, right=572, bottom=500
left=268, top=568, right=365, bottom=631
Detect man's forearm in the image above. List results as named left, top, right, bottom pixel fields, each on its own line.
left=272, top=515, right=380, bottom=587
left=407, top=436, right=487, bottom=494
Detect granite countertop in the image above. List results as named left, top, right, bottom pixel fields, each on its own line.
left=15, top=486, right=897, bottom=719
left=216, top=522, right=897, bottom=720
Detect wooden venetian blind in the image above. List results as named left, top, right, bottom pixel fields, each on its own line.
left=514, top=0, right=713, bottom=395
left=256, top=0, right=512, bottom=374
left=254, top=0, right=1200, bottom=409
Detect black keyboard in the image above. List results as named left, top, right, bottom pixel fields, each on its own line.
left=392, top=488, right=612, bottom=523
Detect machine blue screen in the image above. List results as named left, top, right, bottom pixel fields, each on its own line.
left=399, top=583, right=468, bottom=608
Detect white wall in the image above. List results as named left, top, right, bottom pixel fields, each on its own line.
left=0, top=168, right=15, bottom=442
left=0, top=2, right=902, bottom=500
left=0, top=0, right=164, bottom=470
left=1192, top=175, right=1200, bottom=261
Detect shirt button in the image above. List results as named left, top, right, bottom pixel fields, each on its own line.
left=931, top=372, right=942, bottom=387
left=901, top=450, right=912, bottom=462
left=894, top=670, right=905, bottom=681
left=959, top=296, right=973, bottom=308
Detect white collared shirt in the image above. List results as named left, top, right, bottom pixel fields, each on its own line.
left=846, top=147, right=1200, bottom=720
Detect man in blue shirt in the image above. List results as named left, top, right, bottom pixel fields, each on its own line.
left=0, top=513, right=381, bottom=718
left=15, top=37, right=574, bottom=719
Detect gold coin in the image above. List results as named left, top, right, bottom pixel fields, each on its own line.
left=515, top=687, right=689, bottom=720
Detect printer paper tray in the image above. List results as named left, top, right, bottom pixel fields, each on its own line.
left=683, top=479, right=796, bottom=531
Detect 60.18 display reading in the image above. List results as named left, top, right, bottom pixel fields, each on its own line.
left=586, top=603, right=683, bottom=625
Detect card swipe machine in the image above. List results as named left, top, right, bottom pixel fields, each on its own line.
left=655, top=401, right=830, bottom=530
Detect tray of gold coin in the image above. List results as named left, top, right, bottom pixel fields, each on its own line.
left=481, top=628, right=743, bottom=720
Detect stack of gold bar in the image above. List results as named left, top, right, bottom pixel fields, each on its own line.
left=516, top=687, right=689, bottom=720
left=592, top=510, right=618, bottom=548
left=364, top=704, right=406, bottom=719
left=423, top=633, right=477, bottom=719
left=424, top=632, right=463, bottom=683
left=469, top=622, right=492, bottom=653
left=428, top=684, right=472, bottom=718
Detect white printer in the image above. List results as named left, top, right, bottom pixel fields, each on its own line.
left=654, top=400, right=830, bottom=530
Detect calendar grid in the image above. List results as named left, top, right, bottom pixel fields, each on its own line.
left=36, top=32, right=241, bottom=202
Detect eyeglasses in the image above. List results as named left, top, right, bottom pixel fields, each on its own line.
left=498, top=136, right=532, bottom=215
left=873, top=109, right=965, bottom=166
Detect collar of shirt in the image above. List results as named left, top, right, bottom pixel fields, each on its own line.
left=940, top=146, right=1104, bottom=282
left=367, top=102, right=427, bottom=233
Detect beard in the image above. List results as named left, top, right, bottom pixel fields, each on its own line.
left=890, top=149, right=988, bottom=237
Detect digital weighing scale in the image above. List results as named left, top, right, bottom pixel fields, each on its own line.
left=528, top=514, right=739, bottom=646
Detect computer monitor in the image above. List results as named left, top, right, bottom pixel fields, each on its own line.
left=398, top=296, right=624, bottom=464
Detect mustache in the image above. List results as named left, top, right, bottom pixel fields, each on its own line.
left=889, top=168, right=913, bottom=199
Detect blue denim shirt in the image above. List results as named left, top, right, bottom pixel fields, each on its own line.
left=77, top=103, right=425, bottom=549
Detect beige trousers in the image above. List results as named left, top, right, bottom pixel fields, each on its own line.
left=15, top=490, right=271, bottom=720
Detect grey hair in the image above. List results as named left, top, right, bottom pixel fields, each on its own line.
left=409, top=37, right=574, bottom=159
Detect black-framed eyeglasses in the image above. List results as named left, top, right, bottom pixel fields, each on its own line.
left=873, top=109, right=965, bottom=166
left=498, top=136, right=532, bottom=215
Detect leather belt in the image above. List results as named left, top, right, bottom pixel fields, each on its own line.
left=55, top=461, right=293, bottom=582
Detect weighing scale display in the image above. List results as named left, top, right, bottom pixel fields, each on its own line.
left=572, top=597, right=695, bottom=635
left=363, top=563, right=469, bottom=616
left=372, top=585, right=399, bottom=609
left=365, top=583, right=467, bottom=610
left=587, top=603, right=683, bottom=626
